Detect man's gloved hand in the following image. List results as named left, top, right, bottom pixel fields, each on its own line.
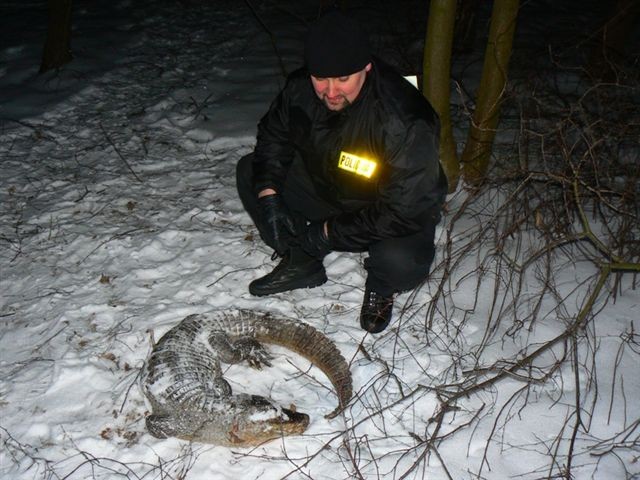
left=299, top=221, right=332, bottom=258
left=257, top=194, right=298, bottom=256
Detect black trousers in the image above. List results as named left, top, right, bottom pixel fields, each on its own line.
left=236, top=153, right=437, bottom=297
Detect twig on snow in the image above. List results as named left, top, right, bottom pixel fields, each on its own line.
left=99, top=122, right=143, bottom=183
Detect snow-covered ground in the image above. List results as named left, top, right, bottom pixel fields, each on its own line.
left=1, top=1, right=638, bottom=479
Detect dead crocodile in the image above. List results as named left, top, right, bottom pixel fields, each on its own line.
left=141, top=309, right=352, bottom=446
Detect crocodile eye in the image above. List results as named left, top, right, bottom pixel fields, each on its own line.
left=249, top=395, right=272, bottom=407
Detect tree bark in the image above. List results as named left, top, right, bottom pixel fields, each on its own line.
left=461, top=0, right=519, bottom=186
left=40, top=0, right=73, bottom=74
left=422, top=0, right=459, bottom=193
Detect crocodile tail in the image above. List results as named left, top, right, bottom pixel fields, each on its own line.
left=233, top=310, right=353, bottom=419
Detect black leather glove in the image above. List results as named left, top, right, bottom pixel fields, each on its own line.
left=299, top=221, right=332, bottom=258
left=257, top=194, right=298, bottom=256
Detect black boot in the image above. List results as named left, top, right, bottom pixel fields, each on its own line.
left=359, top=288, right=394, bottom=333
left=249, top=249, right=327, bottom=296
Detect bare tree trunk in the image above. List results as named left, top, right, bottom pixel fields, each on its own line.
left=422, top=0, right=459, bottom=193
left=461, top=0, right=519, bottom=186
left=40, top=0, right=73, bottom=74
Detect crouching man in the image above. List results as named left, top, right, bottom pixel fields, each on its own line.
left=236, top=10, right=447, bottom=333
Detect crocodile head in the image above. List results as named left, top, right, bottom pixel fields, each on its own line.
left=227, top=395, right=310, bottom=446
left=146, top=395, right=310, bottom=446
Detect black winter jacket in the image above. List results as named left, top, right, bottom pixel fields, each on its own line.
left=253, top=58, right=447, bottom=251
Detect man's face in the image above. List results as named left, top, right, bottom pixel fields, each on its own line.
left=310, top=63, right=372, bottom=111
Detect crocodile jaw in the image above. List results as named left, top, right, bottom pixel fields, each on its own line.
left=146, top=396, right=310, bottom=446
left=229, top=406, right=310, bottom=446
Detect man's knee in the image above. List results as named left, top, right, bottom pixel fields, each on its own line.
left=365, top=234, right=436, bottom=294
left=236, top=153, right=253, bottom=194
left=236, top=153, right=258, bottom=216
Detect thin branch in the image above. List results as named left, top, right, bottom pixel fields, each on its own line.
left=99, top=122, right=143, bottom=183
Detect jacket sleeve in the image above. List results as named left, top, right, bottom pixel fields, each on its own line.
left=329, top=119, right=447, bottom=251
left=252, top=86, right=295, bottom=195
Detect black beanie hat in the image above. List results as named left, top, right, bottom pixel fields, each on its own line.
left=305, top=10, right=371, bottom=78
